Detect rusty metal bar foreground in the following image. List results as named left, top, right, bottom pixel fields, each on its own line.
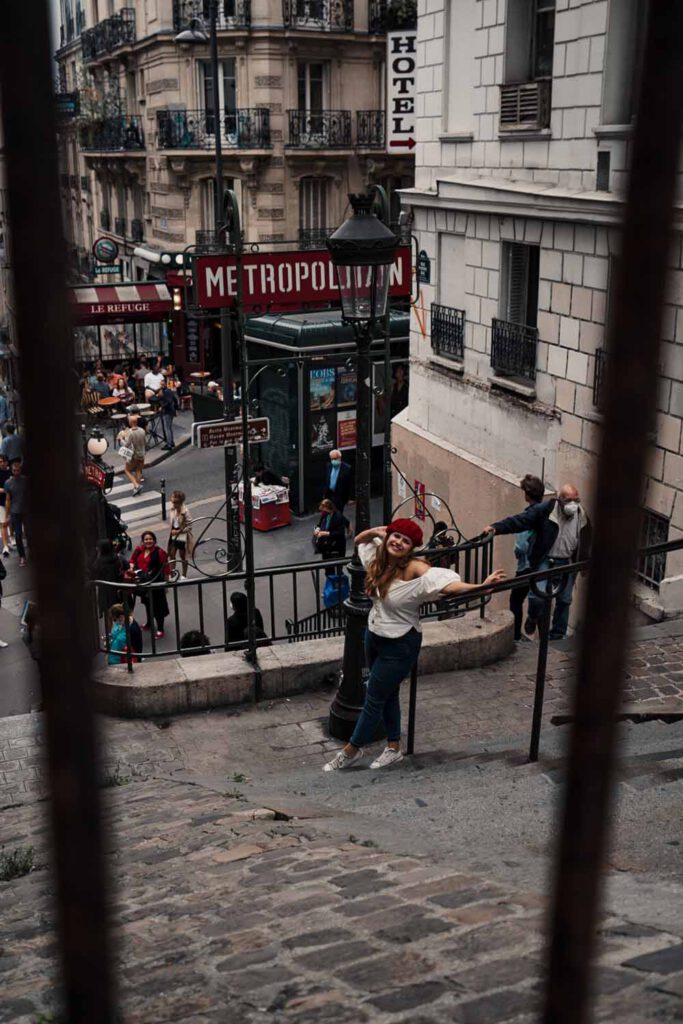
left=541, top=4, right=683, bottom=1023
left=0, top=5, right=116, bottom=1023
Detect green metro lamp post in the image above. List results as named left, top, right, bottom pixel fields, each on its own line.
left=326, top=192, right=399, bottom=740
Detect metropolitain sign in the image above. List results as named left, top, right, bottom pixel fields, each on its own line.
left=193, top=246, right=412, bottom=312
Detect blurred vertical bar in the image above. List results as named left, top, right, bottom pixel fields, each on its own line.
left=0, top=5, right=115, bottom=1022
left=542, top=3, right=683, bottom=1023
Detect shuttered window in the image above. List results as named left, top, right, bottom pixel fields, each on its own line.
left=502, top=242, right=539, bottom=329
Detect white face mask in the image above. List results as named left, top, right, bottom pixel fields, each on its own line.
left=562, top=501, right=579, bottom=517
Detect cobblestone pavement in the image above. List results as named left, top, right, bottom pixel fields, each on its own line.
left=1, top=777, right=683, bottom=1024
left=1, top=622, right=683, bottom=1021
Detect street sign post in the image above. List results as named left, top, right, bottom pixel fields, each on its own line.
left=193, top=417, right=270, bottom=448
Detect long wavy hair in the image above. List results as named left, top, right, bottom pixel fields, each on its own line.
left=365, top=536, right=419, bottom=600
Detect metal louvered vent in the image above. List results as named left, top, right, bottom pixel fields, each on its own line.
left=499, top=80, right=551, bottom=131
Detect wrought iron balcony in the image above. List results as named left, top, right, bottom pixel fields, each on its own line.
left=431, top=303, right=465, bottom=361
left=114, top=217, right=127, bottom=237
left=287, top=110, right=352, bottom=148
left=368, top=0, right=417, bottom=33
left=499, top=80, right=551, bottom=132
left=173, top=0, right=251, bottom=31
left=356, top=110, right=385, bottom=148
left=637, top=509, right=669, bottom=590
left=490, top=317, right=538, bottom=382
left=131, top=219, right=144, bottom=243
left=79, top=116, right=145, bottom=152
left=298, top=227, right=332, bottom=250
left=593, top=347, right=606, bottom=408
left=82, top=7, right=135, bottom=61
left=100, top=209, right=111, bottom=231
left=157, top=108, right=271, bottom=150
left=283, top=0, right=353, bottom=32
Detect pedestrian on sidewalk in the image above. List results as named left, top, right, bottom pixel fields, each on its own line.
left=507, top=475, right=545, bottom=642
left=0, top=453, right=11, bottom=557
left=0, top=556, right=7, bottom=648
left=313, top=498, right=347, bottom=576
left=156, top=378, right=180, bottom=451
left=117, top=413, right=146, bottom=496
left=129, top=531, right=170, bottom=639
left=4, top=460, right=27, bottom=567
left=167, top=490, right=194, bottom=580
left=324, top=449, right=352, bottom=515
left=324, top=519, right=505, bottom=772
left=1, top=422, right=22, bottom=462
left=92, top=539, right=126, bottom=632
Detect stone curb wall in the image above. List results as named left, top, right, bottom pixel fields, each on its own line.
left=93, top=610, right=514, bottom=718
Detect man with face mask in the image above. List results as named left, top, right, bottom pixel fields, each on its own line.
left=324, top=449, right=352, bottom=515
left=484, top=481, right=591, bottom=641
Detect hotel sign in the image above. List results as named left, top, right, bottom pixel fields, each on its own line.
left=386, top=30, right=417, bottom=154
left=194, top=246, right=412, bottom=312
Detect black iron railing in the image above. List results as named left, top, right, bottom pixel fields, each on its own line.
left=173, top=0, right=252, bottom=30
left=114, top=217, right=126, bottom=237
left=195, top=228, right=229, bottom=252
left=593, top=347, right=606, bottom=407
left=368, top=0, right=417, bottom=33
left=287, top=110, right=352, bottom=148
left=283, top=0, right=353, bottom=31
left=79, top=116, right=145, bottom=151
left=131, top=218, right=144, bottom=242
left=297, top=227, right=332, bottom=249
left=93, top=532, right=494, bottom=667
left=636, top=509, right=669, bottom=590
left=357, top=110, right=385, bottom=147
left=82, top=8, right=136, bottom=61
left=157, top=108, right=271, bottom=149
left=100, top=208, right=111, bottom=230
left=491, top=317, right=538, bottom=382
left=431, top=303, right=465, bottom=361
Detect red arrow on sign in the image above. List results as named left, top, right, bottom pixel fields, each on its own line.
left=390, top=137, right=416, bottom=150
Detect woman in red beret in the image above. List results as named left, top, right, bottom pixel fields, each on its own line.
left=324, top=518, right=505, bottom=772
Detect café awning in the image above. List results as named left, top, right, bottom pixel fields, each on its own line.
left=69, top=282, right=173, bottom=325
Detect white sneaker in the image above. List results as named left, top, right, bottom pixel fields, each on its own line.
left=8, top=538, right=16, bottom=548
left=323, top=747, right=364, bottom=772
left=179, top=574, right=187, bottom=581
left=0, top=639, right=8, bottom=649
left=370, top=747, right=404, bottom=770
left=2, top=547, right=8, bottom=557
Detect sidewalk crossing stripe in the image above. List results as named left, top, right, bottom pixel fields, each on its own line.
left=111, top=490, right=161, bottom=510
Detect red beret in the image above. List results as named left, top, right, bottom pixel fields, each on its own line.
left=386, top=518, right=424, bottom=549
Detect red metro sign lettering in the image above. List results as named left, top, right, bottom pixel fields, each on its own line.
left=194, top=246, right=412, bottom=312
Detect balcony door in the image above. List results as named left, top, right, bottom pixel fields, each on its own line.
left=297, top=62, right=326, bottom=143
left=299, top=177, right=328, bottom=246
left=202, top=59, right=237, bottom=144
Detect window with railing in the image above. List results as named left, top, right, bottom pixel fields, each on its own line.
left=100, top=208, right=111, bottom=231
left=79, top=116, right=145, bottom=151
left=173, top=0, right=251, bottom=31
left=636, top=509, right=669, bottom=590
left=283, top=0, right=353, bottom=32
left=131, top=218, right=144, bottom=242
left=81, top=175, right=91, bottom=192
left=431, top=303, right=465, bottom=361
left=368, top=0, right=417, bottom=33
left=356, top=111, right=385, bottom=148
left=156, top=109, right=270, bottom=149
left=81, top=7, right=135, bottom=61
left=287, top=110, right=352, bottom=148
left=491, top=318, right=538, bottom=382
left=114, top=217, right=127, bottom=237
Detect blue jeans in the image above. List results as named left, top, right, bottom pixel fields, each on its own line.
left=349, top=628, right=423, bottom=748
left=10, top=513, right=25, bottom=559
left=527, top=557, right=576, bottom=638
left=161, top=413, right=175, bottom=447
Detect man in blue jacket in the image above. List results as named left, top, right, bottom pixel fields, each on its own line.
left=485, top=482, right=591, bottom=640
